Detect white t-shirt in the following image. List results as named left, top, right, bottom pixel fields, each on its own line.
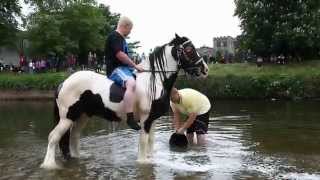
left=170, top=88, right=211, bottom=116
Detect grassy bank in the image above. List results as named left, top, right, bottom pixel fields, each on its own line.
left=176, top=61, right=320, bottom=100
left=0, top=61, right=320, bottom=100
left=0, top=72, right=66, bottom=90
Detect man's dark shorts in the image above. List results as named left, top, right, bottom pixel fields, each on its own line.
left=186, top=111, right=210, bottom=135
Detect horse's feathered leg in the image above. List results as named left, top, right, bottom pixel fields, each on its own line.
left=146, top=122, right=156, bottom=158
left=41, top=118, right=73, bottom=169
left=70, top=115, right=88, bottom=158
left=59, top=126, right=71, bottom=160
left=137, top=112, right=150, bottom=163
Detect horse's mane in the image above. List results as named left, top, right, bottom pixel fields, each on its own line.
left=148, top=44, right=170, bottom=100
left=147, top=37, right=187, bottom=101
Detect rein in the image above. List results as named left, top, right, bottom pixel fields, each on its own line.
left=140, top=69, right=178, bottom=73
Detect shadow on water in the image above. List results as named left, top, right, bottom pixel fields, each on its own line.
left=0, top=100, right=320, bottom=179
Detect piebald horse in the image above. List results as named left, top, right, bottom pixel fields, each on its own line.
left=41, top=34, right=209, bottom=169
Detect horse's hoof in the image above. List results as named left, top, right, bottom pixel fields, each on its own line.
left=147, top=154, right=153, bottom=159
left=40, top=162, right=63, bottom=170
left=136, top=158, right=151, bottom=164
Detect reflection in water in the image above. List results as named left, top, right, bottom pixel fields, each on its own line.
left=0, top=100, right=320, bottom=179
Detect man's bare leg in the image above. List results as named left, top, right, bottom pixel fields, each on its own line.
left=124, top=78, right=141, bottom=130
left=197, top=134, right=206, bottom=145
left=187, top=133, right=194, bottom=144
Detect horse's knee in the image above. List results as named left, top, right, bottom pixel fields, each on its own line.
left=49, top=120, right=72, bottom=142
left=48, top=131, right=60, bottom=147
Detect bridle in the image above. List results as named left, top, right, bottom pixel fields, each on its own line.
left=175, top=40, right=203, bottom=73
left=142, top=40, right=203, bottom=74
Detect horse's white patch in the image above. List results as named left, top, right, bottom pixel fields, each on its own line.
left=41, top=35, right=209, bottom=169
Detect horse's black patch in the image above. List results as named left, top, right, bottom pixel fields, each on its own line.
left=109, top=83, right=125, bottom=103
left=144, top=73, right=177, bottom=133
left=67, top=90, right=121, bottom=121
left=143, top=91, right=170, bottom=132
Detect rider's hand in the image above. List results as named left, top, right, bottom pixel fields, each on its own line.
left=134, top=64, right=144, bottom=72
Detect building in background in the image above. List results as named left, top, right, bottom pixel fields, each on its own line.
left=213, top=36, right=237, bottom=63
left=0, top=35, right=28, bottom=66
left=197, top=46, right=214, bottom=63
left=0, top=46, right=20, bottom=66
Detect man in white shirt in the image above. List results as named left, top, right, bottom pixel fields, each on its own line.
left=170, top=88, right=211, bottom=145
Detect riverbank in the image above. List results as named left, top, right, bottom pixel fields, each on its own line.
left=0, top=90, right=54, bottom=100
left=177, top=61, right=320, bottom=100
left=0, top=72, right=64, bottom=100
left=1, top=61, right=320, bottom=100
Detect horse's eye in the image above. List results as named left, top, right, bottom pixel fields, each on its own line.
left=185, top=47, right=193, bottom=53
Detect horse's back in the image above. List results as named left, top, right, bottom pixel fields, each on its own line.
left=57, top=71, right=113, bottom=106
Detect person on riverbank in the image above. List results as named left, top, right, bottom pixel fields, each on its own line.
left=105, top=16, right=144, bottom=130
left=170, top=88, right=211, bottom=145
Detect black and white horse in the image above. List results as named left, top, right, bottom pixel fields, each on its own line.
left=40, top=34, right=209, bottom=169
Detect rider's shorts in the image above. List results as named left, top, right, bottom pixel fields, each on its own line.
left=109, top=66, right=135, bottom=88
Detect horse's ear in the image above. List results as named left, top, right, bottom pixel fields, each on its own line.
left=175, top=33, right=181, bottom=39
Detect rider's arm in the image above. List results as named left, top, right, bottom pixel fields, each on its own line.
left=177, top=112, right=197, bottom=134
left=109, top=33, right=141, bottom=70
left=115, top=51, right=137, bottom=68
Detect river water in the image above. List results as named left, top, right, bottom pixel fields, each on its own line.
left=0, top=100, right=320, bottom=180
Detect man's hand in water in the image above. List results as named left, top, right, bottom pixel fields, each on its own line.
left=177, top=128, right=185, bottom=134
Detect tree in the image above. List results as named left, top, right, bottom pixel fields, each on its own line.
left=234, top=0, right=320, bottom=59
left=26, top=12, right=66, bottom=56
left=26, top=0, right=141, bottom=66
left=26, top=0, right=119, bottom=65
left=99, top=4, right=119, bottom=35
left=25, top=0, right=96, bottom=12
left=60, top=2, right=106, bottom=64
left=215, top=50, right=223, bottom=63
left=128, top=41, right=141, bottom=54
left=0, top=0, right=22, bottom=46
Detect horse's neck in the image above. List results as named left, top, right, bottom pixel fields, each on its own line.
left=138, top=45, right=178, bottom=99
left=140, top=46, right=177, bottom=74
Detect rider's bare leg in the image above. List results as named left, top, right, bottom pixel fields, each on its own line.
left=125, top=78, right=141, bottom=130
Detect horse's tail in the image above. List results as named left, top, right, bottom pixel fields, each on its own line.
left=54, top=83, right=71, bottom=160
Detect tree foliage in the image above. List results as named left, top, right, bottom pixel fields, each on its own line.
left=25, top=0, right=96, bottom=12
left=234, top=0, right=320, bottom=59
left=2, top=0, right=140, bottom=63
left=25, top=0, right=119, bottom=64
left=0, top=0, right=22, bottom=46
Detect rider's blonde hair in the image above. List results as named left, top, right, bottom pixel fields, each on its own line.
left=117, top=16, right=133, bottom=28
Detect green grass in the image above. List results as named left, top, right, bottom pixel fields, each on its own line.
left=1, top=61, right=320, bottom=100
left=0, top=72, right=66, bottom=90
left=176, top=61, right=320, bottom=100
left=209, top=61, right=320, bottom=77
